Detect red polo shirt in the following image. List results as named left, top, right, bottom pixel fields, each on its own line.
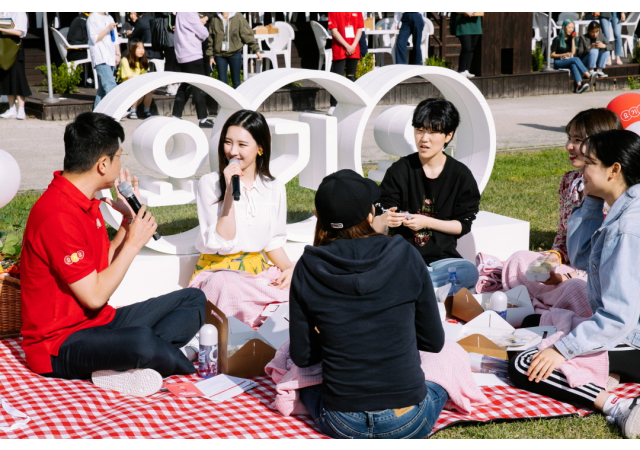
left=20, top=172, right=115, bottom=374
left=328, top=12, right=364, bottom=60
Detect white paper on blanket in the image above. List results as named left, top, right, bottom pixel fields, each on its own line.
left=227, top=303, right=290, bottom=355
left=460, top=311, right=515, bottom=340
left=0, top=396, right=30, bottom=432
left=505, top=326, right=556, bottom=352
left=471, top=373, right=509, bottom=387
left=473, top=285, right=535, bottom=328
left=195, top=374, right=258, bottom=403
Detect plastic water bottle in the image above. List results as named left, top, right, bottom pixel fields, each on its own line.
left=110, top=29, right=116, bottom=42
left=197, top=324, right=218, bottom=379
left=447, top=267, right=463, bottom=296
left=489, top=291, right=508, bottom=321
left=468, top=352, right=509, bottom=378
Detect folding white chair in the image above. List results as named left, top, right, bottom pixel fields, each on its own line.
left=51, top=27, right=96, bottom=87
left=310, top=20, right=332, bottom=71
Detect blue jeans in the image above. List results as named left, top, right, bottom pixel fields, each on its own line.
left=581, top=48, right=609, bottom=69
left=94, top=64, right=117, bottom=109
left=395, top=13, right=424, bottom=65
left=300, top=381, right=448, bottom=439
left=554, top=57, right=589, bottom=83
left=611, top=13, right=623, bottom=57
left=428, top=257, right=479, bottom=289
left=215, top=52, right=242, bottom=89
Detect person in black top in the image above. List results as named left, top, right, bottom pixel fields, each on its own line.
left=373, top=98, right=480, bottom=289
left=550, top=19, right=595, bottom=94
left=128, top=12, right=162, bottom=60
left=290, top=169, right=447, bottom=439
left=67, top=13, right=90, bottom=62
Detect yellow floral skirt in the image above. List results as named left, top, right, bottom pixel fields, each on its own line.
left=191, top=252, right=270, bottom=281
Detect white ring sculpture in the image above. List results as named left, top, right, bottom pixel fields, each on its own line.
left=94, top=67, right=495, bottom=255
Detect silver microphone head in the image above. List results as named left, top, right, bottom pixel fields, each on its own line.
left=229, top=158, right=240, bottom=166
left=117, top=181, right=134, bottom=198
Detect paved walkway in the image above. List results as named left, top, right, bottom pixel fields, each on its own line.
left=0, top=90, right=625, bottom=191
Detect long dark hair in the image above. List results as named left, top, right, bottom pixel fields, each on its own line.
left=313, top=210, right=380, bottom=247
left=581, top=130, right=640, bottom=188
left=217, top=110, right=274, bottom=201
left=565, top=108, right=622, bottom=138
left=126, top=38, right=149, bottom=71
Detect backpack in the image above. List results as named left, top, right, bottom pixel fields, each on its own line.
left=150, top=17, right=170, bottom=51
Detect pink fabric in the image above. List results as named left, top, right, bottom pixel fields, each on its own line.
left=265, top=341, right=489, bottom=417
left=189, top=268, right=289, bottom=327
left=502, top=250, right=592, bottom=318
left=475, top=252, right=503, bottom=293
left=538, top=308, right=609, bottom=388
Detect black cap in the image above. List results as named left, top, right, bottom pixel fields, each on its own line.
left=315, top=169, right=381, bottom=230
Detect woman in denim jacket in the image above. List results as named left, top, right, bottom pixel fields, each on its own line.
left=510, top=130, right=640, bottom=439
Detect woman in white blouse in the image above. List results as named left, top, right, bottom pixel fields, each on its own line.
left=0, top=12, right=31, bottom=120
left=193, top=109, right=294, bottom=289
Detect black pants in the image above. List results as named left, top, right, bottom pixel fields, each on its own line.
left=457, top=34, right=480, bottom=73
left=171, top=58, right=208, bottom=120
left=44, top=288, right=206, bottom=380
left=509, top=314, right=640, bottom=407
left=329, top=58, right=359, bottom=107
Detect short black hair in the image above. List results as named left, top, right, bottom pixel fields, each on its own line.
left=587, top=20, right=600, bottom=32
left=582, top=130, right=640, bottom=188
left=412, top=98, right=460, bottom=137
left=63, top=112, right=125, bottom=174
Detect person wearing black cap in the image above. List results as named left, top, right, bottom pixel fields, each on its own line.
left=372, top=98, right=481, bottom=290
left=289, top=169, right=447, bottom=439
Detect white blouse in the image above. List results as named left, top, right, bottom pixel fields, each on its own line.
left=195, top=171, right=288, bottom=255
left=1, top=12, right=28, bottom=38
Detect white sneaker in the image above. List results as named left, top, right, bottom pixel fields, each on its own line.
left=326, top=106, right=335, bottom=116
left=596, top=70, right=608, bottom=78
left=609, top=396, right=640, bottom=439
left=0, top=108, right=17, bottom=119
left=92, top=368, right=163, bottom=397
left=459, top=70, right=475, bottom=79
left=16, top=109, right=25, bottom=120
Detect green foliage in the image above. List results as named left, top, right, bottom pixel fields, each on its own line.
left=632, top=42, right=640, bottom=64
left=356, top=53, right=374, bottom=79
left=35, top=62, right=83, bottom=94
left=531, top=46, right=545, bottom=72
left=627, top=76, right=640, bottom=90
left=0, top=214, right=27, bottom=271
left=423, top=55, right=451, bottom=68
left=210, top=66, right=244, bottom=86
left=285, top=82, right=303, bottom=88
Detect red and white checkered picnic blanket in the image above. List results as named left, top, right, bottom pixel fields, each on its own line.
left=1, top=338, right=639, bottom=438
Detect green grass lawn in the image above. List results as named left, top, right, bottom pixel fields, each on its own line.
left=1, top=148, right=626, bottom=438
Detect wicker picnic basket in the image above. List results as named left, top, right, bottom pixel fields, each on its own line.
left=0, top=274, right=21, bottom=339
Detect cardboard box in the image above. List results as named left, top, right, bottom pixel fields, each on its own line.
left=253, top=26, right=268, bottom=34
left=457, top=334, right=508, bottom=360
left=444, top=288, right=484, bottom=322
left=206, top=302, right=290, bottom=378
left=364, top=17, right=374, bottom=30
left=473, top=286, right=535, bottom=328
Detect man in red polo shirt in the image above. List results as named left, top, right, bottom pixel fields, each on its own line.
left=20, top=112, right=206, bottom=397
left=327, top=12, right=364, bottom=115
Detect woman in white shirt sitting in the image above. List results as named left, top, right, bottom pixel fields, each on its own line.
left=192, top=109, right=294, bottom=289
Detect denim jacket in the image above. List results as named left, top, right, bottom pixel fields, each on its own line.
left=555, top=184, right=640, bottom=360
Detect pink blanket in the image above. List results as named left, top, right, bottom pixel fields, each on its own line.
left=189, top=268, right=289, bottom=327
left=538, top=308, right=609, bottom=389
left=502, top=250, right=592, bottom=318
left=265, top=341, right=489, bottom=417
left=475, top=252, right=503, bottom=293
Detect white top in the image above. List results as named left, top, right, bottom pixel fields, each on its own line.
left=195, top=171, right=287, bottom=255
left=87, top=12, right=116, bottom=67
left=1, top=12, right=28, bottom=38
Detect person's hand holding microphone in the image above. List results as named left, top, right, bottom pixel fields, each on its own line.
left=224, top=158, right=243, bottom=201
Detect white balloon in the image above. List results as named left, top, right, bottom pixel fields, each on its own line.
left=0, top=149, right=20, bottom=208
left=627, top=121, right=640, bottom=137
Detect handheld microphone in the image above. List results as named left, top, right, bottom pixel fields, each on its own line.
left=116, top=181, right=161, bottom=241
left=229, top=158, right=241, bottom=201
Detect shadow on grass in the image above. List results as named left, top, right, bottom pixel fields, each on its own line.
left=529, top=230, right=557, bottom=252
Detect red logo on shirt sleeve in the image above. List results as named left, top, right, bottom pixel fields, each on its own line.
left=64, top=255, right=73, bottom=265
left=77, top=250, right=85, bottom=260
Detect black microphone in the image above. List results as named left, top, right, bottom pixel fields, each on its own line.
left=117, top=181, right=161, bottom=241
left=230, top=158, right=241, bottom=201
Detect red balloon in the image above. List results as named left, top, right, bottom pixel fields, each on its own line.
left=607, top=93, right=640, bottom=129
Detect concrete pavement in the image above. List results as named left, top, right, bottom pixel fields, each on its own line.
left=0, top=89, right=625, bottom=191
